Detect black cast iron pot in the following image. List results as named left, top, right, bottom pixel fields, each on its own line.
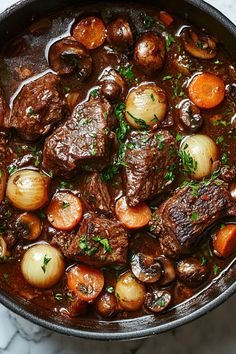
left=0, top=0, right=235, bottom=341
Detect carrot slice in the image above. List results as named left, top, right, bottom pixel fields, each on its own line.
left=67, top=265, right=104, bottom=301
left=213, top=224, right=236, bottom=258
left=72, top=17, right=106, bottom=50
left=188, top=73, right=225, bottom=109
left=115, top=196, right=151, bottom=229
left=160, top=11, right=174, bottom=26
left=47, top=192, right=83, bottom=231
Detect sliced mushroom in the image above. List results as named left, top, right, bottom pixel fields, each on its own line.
left=131, top=253, right=162, bottom=283
left=95, top=292, right=118, bottom=318
left=107, top=18, right=133, bottom=52
left=15, top=212, right=42, bottom=240
left=181, top=29, right=217, bottom=59
left=156, top=255, right=176, bottom=286
left=145, top=289, right=171, bottom=313
left=178, top=99, right=203, bottom=133
left=0, top=236, right=10, bottom=258
left=134, top=32, right=166, bottom=75
left=176, top=257, right=209, bottom=287
left=49, top=37, right=92, bottom=79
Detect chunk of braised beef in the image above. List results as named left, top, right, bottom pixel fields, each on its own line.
left=67, top=213, right=128, bottom=267
left=50, top=231, right=75, bottom=257
left=4, top=73, right=68, bottom=141
left=42, top=98, right=113, bottom=176
left=123, top=130, right=178, bottom=206
left=150, top=181, right=236, bottom=258
left=80, top=172, right=113, bottom=215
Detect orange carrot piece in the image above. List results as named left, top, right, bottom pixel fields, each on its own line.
left=160, top=11, right=174, bottom=26
left=115, top=196, right=152, bottom=229
left=47, top=192, right=83, bottom=231
left=72, top=17, right=106, bottom=50
left=67, top=265, right=104, bottom=301
left=213, top=224, right=236, bottom=258
left=188, top=72, right=225, bottom=109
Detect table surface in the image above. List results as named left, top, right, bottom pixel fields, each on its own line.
left=0, top=0, right=235, bottom=353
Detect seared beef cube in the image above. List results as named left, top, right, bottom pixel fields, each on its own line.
left=50, top=231, right=74, bottom=257
left=150, top=181, right=236, bottom=258
left=67, top=214, right=128, bottom=266
left=80, top=172, right=113, bottom=215
left=123, top=130, right=178, bottom=206
left=4, top=73, right=67, bottom=141
left=42, top=98, right=112, bottom=176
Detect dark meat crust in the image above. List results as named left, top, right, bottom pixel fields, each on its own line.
left=67, top=213, right=128, bottom=267
left=80, top=172, right=113, bottom=215
left=42, top=98, right=113, bottom=176
left=5, top=73, right=67, bottom=141
left=0, top=87, right=9, bottom=127
left=123, top=130, right=178, bottom=206
left=150, top=181, right=236, bottom=258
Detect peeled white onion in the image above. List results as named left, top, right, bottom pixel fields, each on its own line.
left=115, top=271, right=146, bottom=311
left=180, top=134, right=219, bottom=179
left=0, top=169, right=7, bottom=204
left=6, top=169, right=49, bottom=211
left=0, top=236, right=10, bottom=258
left=125, top=83, right=167, bottom=129
left=21, top=244, right=65, bottom=289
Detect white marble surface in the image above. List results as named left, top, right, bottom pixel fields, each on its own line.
left=0, top=0, right=235, bottom=353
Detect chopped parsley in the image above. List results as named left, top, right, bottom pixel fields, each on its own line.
left=79, top=234, right=98, bottom=256
left=54, top=293, right=64, bottom=301
left=63, top=86, right=71, bottom=94
left=60, top=180, right=70, bottom=189
left=173, top=73, right=186, bottom=98
left=212, top=119, right=230, bottom=127
left=221, top=152, right=229, bottom=166
left=179, top=144, right=198, bottom=175
left=62, top=201, right=70, bottom=208
left=154, top=297, right=166, bottom=307
left=150, top=93, right=155, bottom=102
left=214, top=59, right=223, bottom=65
left=176, top=133, right=184, bottom=142
left=213, top=264, right=220, bottom=276
left=126, top=111, right=149, bottom=129
left=90, top=88, right=99, bottom=98
left=155, top=134, right=165, bottom=150
left=106, top=286, right=114, bottom=294
left=8, top=165, right=17, bottom=176
left=118, top=65, right=134, bottom=80
left=92, top=236, right=113, bottom=254
left=166, top=34, right=175, bottom=52
left=0, top=170, right=2, bottom=180
left=196, top=41, right=203, bottom=49
left=101, top=102, right=130, bottom=181
left=3, top=272, right=9, bottom=282
left=143, top=15, right=154, bottom=29
left=191, top=211, right=199, bottom=222
left=181, top=180, right=199, bottom=197
left=216, top=135, right=224, bottom=145
left=162, top=75, right=173, bottom=81
left=41, top=255, right=51, bottom=273
left=200, top=256, right=207, bottom=266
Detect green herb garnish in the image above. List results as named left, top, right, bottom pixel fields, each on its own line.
left=41, top=255, right=51, bottom=273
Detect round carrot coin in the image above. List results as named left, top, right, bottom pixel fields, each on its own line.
left=115, top=196, right=152, bottom=229
left=47, top=192, right=83, bottom=231
left=188, top=72, right=225, bottom=109
left=213, top=224, right=236, bottom=258
left=67, top=264, right=104, bottom=301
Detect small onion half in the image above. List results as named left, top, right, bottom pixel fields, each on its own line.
left=125, top=83, right=167, bottom=129
left=21, top=244, right=65, bottom=289
left=6, top=169, right=49, bottom=211
left=180, top=134, right=219, bottom=179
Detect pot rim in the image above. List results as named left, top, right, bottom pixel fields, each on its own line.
left=0, top=0, right=235, bottom=341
